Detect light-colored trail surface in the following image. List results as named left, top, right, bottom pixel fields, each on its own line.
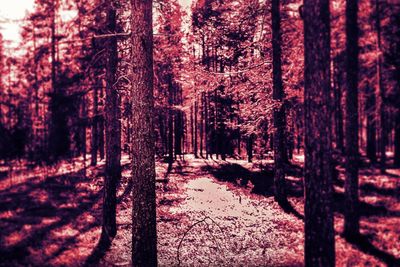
left=105, top=156, right=398, bottom=266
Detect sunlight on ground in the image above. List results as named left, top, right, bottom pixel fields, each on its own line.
left=0, top=155, right=399, bottom=266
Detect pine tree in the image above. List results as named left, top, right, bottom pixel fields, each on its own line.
left=130, top=0, right=158, bottom=265
left=344, top=0, right=360, bottom=239
left=303, top=0, right=335, bottom=265
left=272, top=0, right=287, bottom=204
left=101, top=0, right=121, bottom=244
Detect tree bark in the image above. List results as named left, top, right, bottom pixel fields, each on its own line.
left=375, top=0, right=386, bottom=172
left=168, top=109, right=174, bottom=169
left=200, top=95, right=204, bottom=158
left=91, top=78, right=99, bottom=166
left=344, top=0, right=360, bottom=239
left=247, top=135, right=254, bottom=163
left=303, top=0, right=335, bottom=265
left=272, top=0, right=286, bottom=203
left=99, top=116, right=105, bottom=160
left=206, top=92, right=210, bottom=159
left=194, top=99, right=198, bottom=157
left=394, top=109, right=400, bottom=166
left=102, top=0, right=121, bottom=244
left=190, top=105, right=194, bottom=155
left=130, top=0, right=157, bottom=265
left=333, top=55, right=344, bottom=152
left=366, top=85, right=377, bottom=163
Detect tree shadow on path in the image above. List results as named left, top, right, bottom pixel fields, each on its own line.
left=346, top=234, right=400, bottom=267
left=201, top=162, right=304, bottom=220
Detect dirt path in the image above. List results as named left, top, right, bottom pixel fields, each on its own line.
left=103, top=156, right=398, bottom=267
left=1, top=156, right=398, bottom=266
left=103, top=157, right=303, bottom=266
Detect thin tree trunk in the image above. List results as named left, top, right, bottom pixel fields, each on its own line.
left=366, top=85, right=377, bottom=163
left=102, top=0, right=121, bottom=244
left=237, top=129, right=241, bottom=157
left=344, top=0, right=360, bottom=239
left=394, top=109, right=400, bottom=166
left=33, top=26, right=39, bottom=116
left=190, top=105, right=194, bottom=155
left=99, top=116, right=105, bottom=160
left=272, top=0, right=286, bottom=203
left=82, top=96, right=87, bottom=176
left=168, top=110, right=174, bottom=169
left=215, top=90, right=220, bottom=160
left=194, top=100, right=198, bottom=158
left=375, top=0, right=386, bottom=172
left=130, top=0, right=157, bottom=265
left=91, top=78, right=99, bottom=166
left=174, top=111, right=183, bottom=156
left=205, top=92, right=210, bottom=159
left=200, top=94, right=204, bottom=158
left=303, top=0, right=335, bottom=265
left=333, top=56, right=344, bottom=152
left=247, top=135, right=253, bottom=163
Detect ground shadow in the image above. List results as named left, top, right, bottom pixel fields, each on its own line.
left=0, top=167, right=103, bottom=266
left=201, top=162, right=304, bottom=219
left=347, top=234, right=400, bottom=266
left=333, top=192, right=400, bottom=217
left=83, top=233, right=114, bottom=267
left=360, top=183, right=400, bottom=199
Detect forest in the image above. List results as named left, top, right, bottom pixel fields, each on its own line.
left=0, top=0, right=399, bottom=266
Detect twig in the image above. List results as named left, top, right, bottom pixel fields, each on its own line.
left=177, top=217, right=209, bottom=266
left=176, top=215, right=228, bottom=266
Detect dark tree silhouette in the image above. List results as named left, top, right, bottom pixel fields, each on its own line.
left=303, top=0, right=335, bottom=265
left=344, top=0, right=360, bottom=239
left=272, top=0, right=286, bottom=204
left=130, top=0, right=157, bottom=266
left=375, top=0, right=386, bottom=173
left=102, top=0, right=121, bottom=244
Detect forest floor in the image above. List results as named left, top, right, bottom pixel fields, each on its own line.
left=0, top=153, right=399, bottom=266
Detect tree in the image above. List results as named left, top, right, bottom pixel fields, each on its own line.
left=344, top=0, right=360, bottom=239
left=101, top=0, right=121, bottom=244
left=303, top=0, right=335, bottom=265
left=130, top=0, right=157, bottom=265
left=383, top=3, right=400, bottom=166
left=272, top=0, right=286, bottom=204
left=153, top=0, right=184, bottom=169
left=375, top=0, right=386, bottom=172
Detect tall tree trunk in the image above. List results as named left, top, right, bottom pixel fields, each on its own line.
left=272, top=0, right=286, bottom=203
left=344, top=0, right=360, bottom=239
left=194, top=99, right=198, bottom=157
left=51, top=0, right=56, bottom=96
left=199, top=95, right=204, bottom=158
left=333, top=56, right=344, bottom=152
left=48, top=0, right=68, bottom=161
left=131, top=0, right=157, bottom=265
left=82, top=96, right=87, bottom=175
left=174, top=111, right=183, bottom=156
left=102, top=0, right=121, bottom=244
left=247, top=135, right=253, bottom=163
left=168, top=110, right=174, bottom=170
left=375, top=0, right=386, bottom=172
left=33, top=26, right=39, bottom=116
left=237, top=129, right=241, bottom=157
left=99, top=116, right=105, bottom=160
left=205, top=92, right=210, bottom=159
left=395, top=109, right=400, bottom=166
left=303, top=0, right=335, bottom=265
left=214, top=90, right=218, bottom=159
left=91, top=78, right=99, bottom=166
left=366, top=84, right=377, bottom=163
left=190, top=105, right=194, bottom=155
